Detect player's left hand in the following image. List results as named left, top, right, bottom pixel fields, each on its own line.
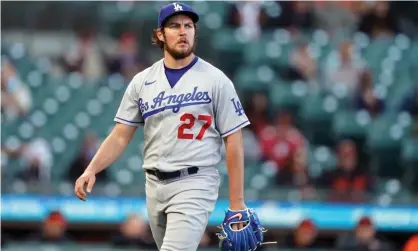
left=216, top=208, right=270, bottom=251
left=229, top=203, right=247, bottom=230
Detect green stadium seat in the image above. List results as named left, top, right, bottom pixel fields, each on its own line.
left=300, top=93, right=338, bottom=145
left=115, top=168, right=134, bottom=186
left=243, top=39, right=283, bottom=66
left=332, top=109, right=371, bottom=141
left=233, top=65, right=276, bottom=92
left=306, top=144, right=338, bottom=181
left=407, top=40, right=418, bottom=67
left=269, top=81, right=308, bottom=114
left=367, top=113, right=405, bottom=148
left=41, top=86, right=97, bottom=141
left=276, top=43, right=295, bottom=67
left=52, top=137, right=83, bottom=180
left=363, top=38, right=394, bottom=67
left=211, top=28, right=244, bottom=53
left=402, top=138, right=418, bottom=163
left=206, top=1, right=228, bottom=20
left=264, top=175, right=279, bottom=190
left=310, top=145, right=337, bottom=171
left=98, top=2, right=132, bottom=23
left=387, top=78, right=415, bottom=110
left=366, top=113, right=406, bottom=178
left=246, top=167, right=265, bottom=189
left=26, top=70, right=44, bottom=90
left=30, top=75, right=61, bottom=110
left=401, top=137, right=418, bottom=191
left=11, top=57, right=34, bottom=79
left=131, top=2, right=160, bottom=21
left=211, top=28, right=246, bottom=76
left=317, top=43, right=333, bottom=67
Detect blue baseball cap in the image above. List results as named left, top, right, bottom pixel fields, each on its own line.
left=158, top=2, right=199, bottom=28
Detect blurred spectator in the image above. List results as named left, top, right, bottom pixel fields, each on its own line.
left=279, top=1, right=314, bottom=36
left=318, top=140, right=372, bottom=202
left=259, top=110, right=306, bottom=169
left=358, top=1, right=400, bottom=39
left=276, top=147, right=316, bottom=199
left=281, top=219, right=322, bottom=249
left=226, top=1, right=268, bottom=41
left=313, top=2, right=359, bottom=36
left=4, top=137, right=52, bottom=184
left=67, top=132, right=108, bottom=183
left=337, top=216, right=395, bottom=251
left=324, top=40, right=365, bottom=95
left=244, top=91, right=272, bottom=137
left=112, top=213, right=155, bottom=248
left=61, top=28, right=106, bottom=79
left=27, top=211, right=72, bottom=243
left=404, top=234, right=418, bottom=251
left=106, top=31, right=148, bottom=79
left=1, top=58, right=32, bottom=122
left=289, top=41, right=318, bottom=83
left=400, top=86, right=418, bottom=116
left=354, top=70, right=385, bottom=117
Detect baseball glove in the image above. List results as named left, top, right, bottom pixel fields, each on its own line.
left=216, top=208, right=270, bottom=251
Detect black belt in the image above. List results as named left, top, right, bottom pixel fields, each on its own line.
left=146, top=167, right=199, bottom=180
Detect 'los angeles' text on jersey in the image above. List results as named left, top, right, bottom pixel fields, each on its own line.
left=138, top=86, right=212, bottom=119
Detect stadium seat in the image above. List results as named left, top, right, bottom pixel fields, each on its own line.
left=363, top=38, right=394, bottom=67
left=268, top=80, right=308, bottom=114
left=243, top=39, right=284, bottom=66
left=211, top=28, right=246, bottom=77
left=332, top=109, right=371, bottom=142
left=402, top=135, right=418, bottom=163
left=26, top=70, right=45, bottom=90
left=401, top=138, right=418, bottom=191
left=311, top=145, right=337, bottom=171
left=300, top=92, right=338, bottom=145
left=52, top=137, right=83, bottom=180
left=233, top=65, right=276, bottom=92
left=98, top=2, right=133, bottom=23
left=366, top=112, right=406, bottom=179
left=131, top=2, right=160, bottom=21
left=386, top=78, right=415, bottom=110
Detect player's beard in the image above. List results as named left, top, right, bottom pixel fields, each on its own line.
left=164, top=38, right=195, bottom=60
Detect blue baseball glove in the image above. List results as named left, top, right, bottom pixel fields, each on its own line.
left=216, top=208, right=267, bottom=251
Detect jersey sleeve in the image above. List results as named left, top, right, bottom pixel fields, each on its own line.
left=114, top=78, right=144, bottom=127
left=214, top=78, right=250, bottom=137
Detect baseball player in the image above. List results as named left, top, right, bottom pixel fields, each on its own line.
left=75, top=2, right=266, bottom=251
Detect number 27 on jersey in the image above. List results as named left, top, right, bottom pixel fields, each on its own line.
left=177, top=113, right=212, bottom=140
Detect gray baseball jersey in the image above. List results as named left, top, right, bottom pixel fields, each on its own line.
left=114, top=57, right=250, bottom=172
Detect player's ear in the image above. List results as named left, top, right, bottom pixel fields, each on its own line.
left=157, top=28, right=165, bottom=43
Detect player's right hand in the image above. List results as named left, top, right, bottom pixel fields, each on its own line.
left=74, top=170, right=96, bottom=201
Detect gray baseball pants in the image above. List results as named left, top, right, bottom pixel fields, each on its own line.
left=145, top=166, right=220, bottom=251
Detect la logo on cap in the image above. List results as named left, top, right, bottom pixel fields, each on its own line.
left=173, top=3, right=183, bottom=11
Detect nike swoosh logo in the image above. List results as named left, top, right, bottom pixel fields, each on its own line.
left=227, top=213, right=242, bottom=221
left=145, top=80, right=156, bottom=86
